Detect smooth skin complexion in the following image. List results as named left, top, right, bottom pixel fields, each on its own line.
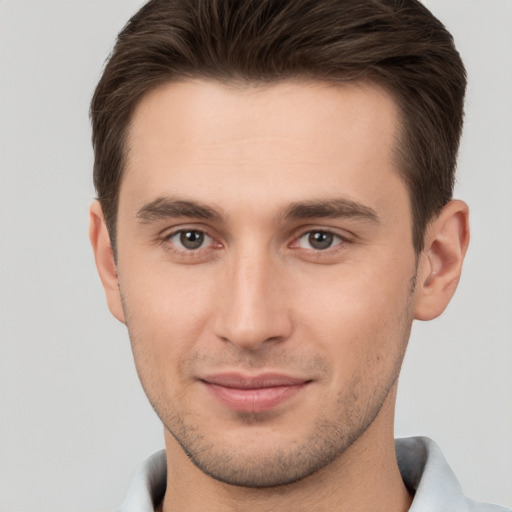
left=90, top=80, right=469, bottom=512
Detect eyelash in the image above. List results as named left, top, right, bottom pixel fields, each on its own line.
left=162, top=228, right=222, bottom=258
left=291, top=230, right=346, bottom=252
left=160, top=227, right=350, bottom=260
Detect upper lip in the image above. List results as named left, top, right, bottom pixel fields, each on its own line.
left=201, top=373, right=310, bottom=389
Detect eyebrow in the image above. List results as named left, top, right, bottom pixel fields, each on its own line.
left=135, top=196, right=379, bottom=225
left=282, top=198, right=379, bottom=222
left=136, top=198, right=222, bottom=223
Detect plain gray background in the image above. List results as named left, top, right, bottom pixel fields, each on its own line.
left=0, top=1, right=511, bottom=510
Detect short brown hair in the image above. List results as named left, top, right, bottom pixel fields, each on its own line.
left=91, top=0, right=466, bottom=253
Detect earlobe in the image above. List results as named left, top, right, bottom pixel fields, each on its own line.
left=89, top=201, right=126, bottom=324
left=414, top=200, right=470, bottom=321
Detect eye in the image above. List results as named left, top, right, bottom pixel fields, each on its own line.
left=168, top=229, right=212, bottom=250
left=296, top=230, right=343, bottom=250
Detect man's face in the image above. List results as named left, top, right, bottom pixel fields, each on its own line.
left=114, top=80, right=418, bottom=486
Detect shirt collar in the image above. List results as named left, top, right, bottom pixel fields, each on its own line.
left=396, top=436, right=465, bottom=511
left=116, top=437, right=503, bottom=512
left=115, top=449, right=166, bottom=512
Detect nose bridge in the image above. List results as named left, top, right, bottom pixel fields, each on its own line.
left=214, top=241, right=291, bottom=349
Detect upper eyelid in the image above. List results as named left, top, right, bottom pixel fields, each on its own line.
left=160, top=223, right=217, bottom=239
left=166, top=228, right=211, bottom=238
left=298, top=229, right=344, bottom=239
left=293, top=230, right=345, bottom=248
left=291, top=225, right=354, bottom=242
left=164, top=228, right=214, bottom=243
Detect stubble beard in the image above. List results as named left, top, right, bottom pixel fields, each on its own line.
left=122, top=274, right=416, bottom=489
left=162, top=374, right=400, bottom=488
left=131, top=339, right=410, bottom=489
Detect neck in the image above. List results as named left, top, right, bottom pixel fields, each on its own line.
left=161, top=389, right=412, bottom=512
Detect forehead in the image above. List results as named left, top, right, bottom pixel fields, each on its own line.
left=127, top=78, right=399, bottom=154
left=122, top=79, right=405, bottom=219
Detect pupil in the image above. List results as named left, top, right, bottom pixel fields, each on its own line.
left=309, top=231, right=333, bottom=250
left=180, top=230, right=204, bottom=249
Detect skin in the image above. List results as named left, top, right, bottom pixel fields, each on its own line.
left=90, top=79, right=469, bottom=512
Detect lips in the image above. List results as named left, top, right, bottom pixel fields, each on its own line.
left=201, top=373, right=310, bottom=413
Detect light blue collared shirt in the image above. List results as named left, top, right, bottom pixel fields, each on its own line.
left=116, top=437, right=510, bottom=512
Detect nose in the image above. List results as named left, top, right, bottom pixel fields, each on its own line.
left=213, top=248, right=293, bottom=351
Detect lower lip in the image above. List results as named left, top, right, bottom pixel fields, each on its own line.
left=204, top=382, right=307, bottom=413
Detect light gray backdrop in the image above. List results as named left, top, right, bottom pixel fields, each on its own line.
left=0, top=1, right=511, bottom=510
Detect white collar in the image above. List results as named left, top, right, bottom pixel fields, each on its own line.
left=116, top=437, right=508, bottom=512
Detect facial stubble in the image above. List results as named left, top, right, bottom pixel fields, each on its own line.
left=121, top=270, right=416, bottom=490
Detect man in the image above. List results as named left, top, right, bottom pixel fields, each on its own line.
left=88, top=1, right=507, bottom=511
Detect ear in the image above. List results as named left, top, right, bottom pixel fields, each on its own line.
left=89, top=200, right=126, bottom=324
left=414, top=200, right=470, bottom=321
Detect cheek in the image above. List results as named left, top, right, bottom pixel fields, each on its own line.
left=119, top=263, right=218, bottom=368
left=294, top=261, right=413, bottom=373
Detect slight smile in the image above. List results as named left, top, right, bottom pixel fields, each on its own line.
left=201, top=373, right=312, bottom=413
